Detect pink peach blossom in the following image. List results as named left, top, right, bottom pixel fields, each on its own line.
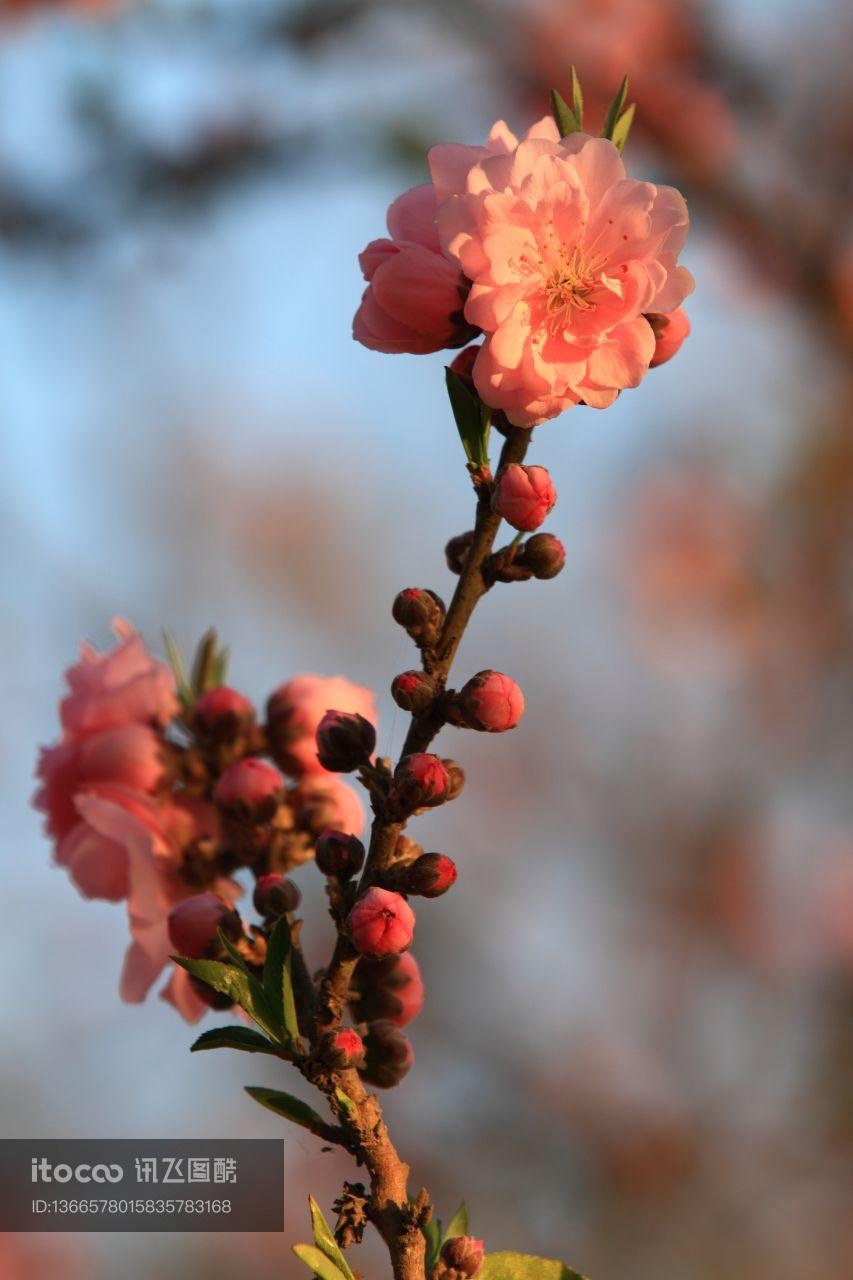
left=266, top=673, right=377, bottom=778
left=434, top=126, right=693, bottom=426
left=59, top=617, right=178, bottom=737
left=353, top=184, right=474, bottom=354
left=289, top=774, right=366, bottom=838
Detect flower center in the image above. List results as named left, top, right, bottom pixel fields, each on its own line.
left=543, top=245, right=604, bottom=324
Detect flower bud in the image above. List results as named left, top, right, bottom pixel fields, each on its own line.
left=519, top=532, right=566, bottom=580
left=393, top=834, right=423, bottom=865
left=491, top=463, right=557, bottom=532
left=320, top=1027, right=365, bottom=1070
left=359, top=1020, right=414, bottom=1089
left=253, top=873, right=301, bottom=919
left=214, top=758, right=285, bottom=821
left=391, top=670, right=438, bottom=716
left=316, top=710, right=376, bottom=773
left=315, top=829, right=366, bottom=878
left=352, top=952, right=424, bottom=1027
left=448, top=344, right=479, bottom=387
left=168, top=892, right=242, bottom=959
left=347, top=887, right=415, bottom=957
left=442, top=759, right=466, bottom=801
left=456, top=670, right=524, bottom=733
left=404, top=852, right=457, bottom=898
left=392, top=589, right=445, bottom=646
left=393, top=753, right=451, bottom=812
left=445, top=531, right=475, bottom=575
left=648, top=306, right=690, bottom=367
left=440, top=1237, right=485, bottom=1278
left=192, top=685, right=255, bottom=742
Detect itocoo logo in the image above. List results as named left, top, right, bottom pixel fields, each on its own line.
left=31, top=1158, right=123, bottom=1184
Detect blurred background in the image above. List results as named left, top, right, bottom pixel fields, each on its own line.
left=3, top=0, right=853, bottom=1277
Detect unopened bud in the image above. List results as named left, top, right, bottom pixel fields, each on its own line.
left=404, top=852, right=458, bottom=898
left=456, top=670, right=525, bottom=733
left=393, top=753, right=451, bottom=813
left=440, top=1237, right=485, bottom=1278
left=347, top=887, right=415, bottom=957
left=316, top=710, right=376, bottom=773
left=391, top=670, right=438, bottom=716
left=320, top=1028, right=365, bottom=1070
left=214, top=758, right=285, bottom=822
left=253, top=873, right=301, bottom=919
left=352, top=952, right=424, bottom=1027
left=492, top=463, right=556, bottom=532
left=392, top=589, right=445, bottom=646
left=445, top=531, right=475, bottom=575
left=360, top=1020, right=414, bottom=1089
left=519, top=532, right=565, bottom=579
left=192, top=685, right=255, bottom=742
left=315, top=829, right=365, bottom=878
left=648, top=306, right=690, bottom=367
left=441, top=759, right=466, bottom=801
left=168, top=892, right=242, bottom=959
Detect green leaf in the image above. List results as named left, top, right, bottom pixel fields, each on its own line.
left=481, top=1253, right=588, bottom=1280
left=601, top=74, right=629, bottom=142
left=610, top=103, right=636, bottom=154
left=549, top=88, right=581, bottom=139
left=570, top=66, right=584, bottom=127
left=172, top=956, right=280, bottom=1042
left=423, top=1218, right=442, bottom=1273
left=190, top=1026, right=280, bottom=1056
left=443, top=1201, right=469, bottom=1242
left=334, top=1087, right=358, bottom=1121
left=213, top=644, right=230, bottom=686
left=293, top=1244, right=350, bottom=1280
left=245, top=1087, right=327, bottom=1133
left=190, top=627, right=220, bottom=697
left=445, top=367, right=490, bottom=469
left=162, top=629, right=193, bottom=708
left=309, top=1196, right=356, bottom=1280
left=217, top=929, right=249, bottom=973
left=263, top=918, right=300, bottom=1049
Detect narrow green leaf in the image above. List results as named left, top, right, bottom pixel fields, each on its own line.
left=443, top=1201, right=469, bottom=1242
left=334, top=1087, right=358, bottom=1121
left=190, top=1026, right=280, bottom=1056
left=480, top=1252, right=588, bottom=1280
left=263, top=918, right=300, bottom=1049
left=190, top=627, right=219, bottom=697
left=570, top=66, right=584, bottom=127
left=549, top=87, right=581, bottom=139
left=162, top=629, right=193, bottom=707
left=423, top=1218, right=442, bottom=1272
left=611, top=102, right=636, bottom=154
left=309, top=1196, right=357, bottom=1280
left=245, top=1087, right=326, bottom=1133
left=218, top=929, right=249, bottom=973
left=292, top=1244, right=349, bottom=1280
left=445, top=367, right=490, bottom=469
left=213, top=644, right=230, bottom=686
left=601, top=74, right=629, bottom=141
left=172, top=956, right=280, bottom=1042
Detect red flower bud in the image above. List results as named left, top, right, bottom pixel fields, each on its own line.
left=442, top=758, right=466, bottom=801
left=315, top=829, right=366, bottom=878
left=360, top=1020, right=414, bottom=1089
left=352, top=952, right=424, bottom=1027
left=392, top=589, right=445, bottom=645
left=456, top=670, right=524, bottom=733
left=448, top=344, right=479, bottom=387
left=445, top=531, right=475, bottom=575
left=316, top=710, right=376, bottom=773
left=520, top=532, right=565, bottom=580
left=648, top=306, right=690, bottom=367
left=214, top=758, right=285, bottom=820
left=491, top=463, right=557, bottom=532
left=347, top=887, right=415, bottom=957
left=253, top=873, right=301, bottom=919
left=168, top=892, right=242, bottom=959
left=192, top=685, right=255, bottom=741
left=391, top=670, right=438, bottom=716
left=321, top=1027, right=365, bottom=1069
left=441, top=1237, right=485, bottom=1278
left=404, top=852, right=457, bottom=898
left=393, top=753, right=451, bottom=812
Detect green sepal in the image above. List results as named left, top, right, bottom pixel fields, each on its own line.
left=610, top=102, right=636, bottom=153
left=601, top=75, right=629, bottom=142
left=550, top=88, right=582, bottom=138
left=570, top=66, right=584, bottom=127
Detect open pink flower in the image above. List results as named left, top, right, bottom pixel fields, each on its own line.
left=267, top=673, right=377, bottom=778
left=434, top=126, right=693, bottom=426
left=59, top=617, right=178, bottom=737
left=354, top=184, right=474, bottom=354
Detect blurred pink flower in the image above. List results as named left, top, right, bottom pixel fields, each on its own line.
left=59, top=617, right=178, bottom=737
left=267, top=673, right=376, bottom=778
left=289, top=773, right=366, bottom=838
left=436, top=130, right=693, bottom=426
left=354, top=184, right=474, bottom=354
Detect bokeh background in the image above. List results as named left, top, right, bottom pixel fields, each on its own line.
left=3, top=0, right=853, bottom=1277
